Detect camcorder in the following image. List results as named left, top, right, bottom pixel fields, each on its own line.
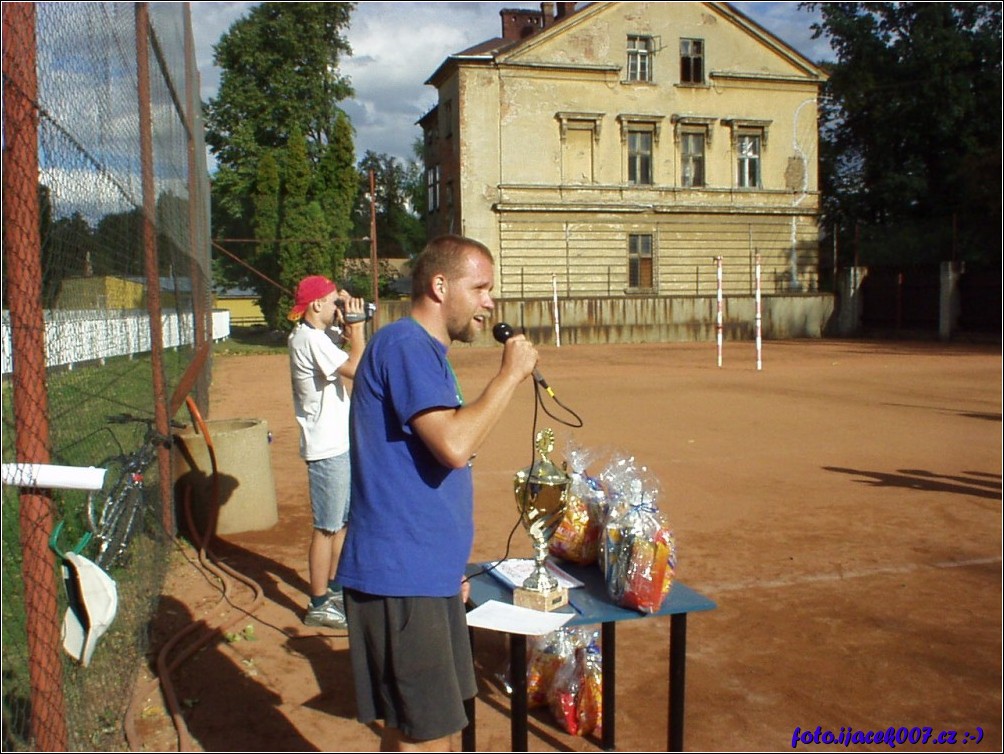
left=336, top=299, right=377, bottom=324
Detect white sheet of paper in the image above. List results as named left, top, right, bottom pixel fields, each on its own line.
left=486, top=559, right=584, bottom=590
left=466, top=599, right=574, bottom=636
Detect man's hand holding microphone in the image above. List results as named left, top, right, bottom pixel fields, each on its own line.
left=493, top=322, right=540, bottom=391
left=494, top=322, right=555, bottom=398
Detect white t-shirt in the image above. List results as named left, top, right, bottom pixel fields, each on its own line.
left=288, top=323, right=350, bottom=461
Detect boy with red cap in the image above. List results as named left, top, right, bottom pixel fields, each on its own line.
left=287, top=275, right=367, bottom=628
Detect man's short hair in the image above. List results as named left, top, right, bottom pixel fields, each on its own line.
left=411, top=235, right=493, bottom=300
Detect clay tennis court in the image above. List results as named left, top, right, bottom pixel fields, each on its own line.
left=132, top=338, right=1002, bottom=751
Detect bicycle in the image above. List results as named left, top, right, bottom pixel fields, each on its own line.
left=86, top=413, right=178, bottom=569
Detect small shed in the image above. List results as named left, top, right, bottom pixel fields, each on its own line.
left=213, top=288, right=265, bottom=326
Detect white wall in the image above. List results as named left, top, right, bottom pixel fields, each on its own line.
left=1, top=309, right=231, bottom=374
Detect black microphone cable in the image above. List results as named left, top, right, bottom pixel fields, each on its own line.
left=464, top=368, right=545, bottom=588
left=532, top=374, right=583, bottom=429
left=493, top=322, right=583, bottom=429
left=466, top=323, right=583, bottom=589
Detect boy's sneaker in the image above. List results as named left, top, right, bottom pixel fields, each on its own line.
left=325, top=588, right=345, bottom=615
left=304, top=596, right=347, bottom=629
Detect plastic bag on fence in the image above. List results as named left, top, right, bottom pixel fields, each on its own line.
left=600, top=457, right=677, bottom=613
left=549, top=440, right=607, bottom=565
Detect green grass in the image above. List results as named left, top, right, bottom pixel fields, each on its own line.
left=2, top=350, right=189, bottom=750
left=213, top=325, right=289, bottom=356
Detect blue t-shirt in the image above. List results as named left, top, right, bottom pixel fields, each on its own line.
left=338, top=317, right=473, bottom=597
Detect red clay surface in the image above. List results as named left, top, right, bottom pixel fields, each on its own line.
left=131, top=339, right=1002, bottom=752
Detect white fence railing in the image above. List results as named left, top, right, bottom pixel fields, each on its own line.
left=1, top=309, right=232, bottom=375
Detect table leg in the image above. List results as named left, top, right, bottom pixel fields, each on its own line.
left=462, top=627, right=476, bottom=751
left=668, top=613, right=688, bottom=752
left=462, top=696, right=476, bottom=752
left=601, top=622, right=616, bottom=750
left=511, top=633, right=528, bottom=752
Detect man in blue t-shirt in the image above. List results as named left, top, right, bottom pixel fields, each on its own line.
left=338, top=234, right=538, bottom=751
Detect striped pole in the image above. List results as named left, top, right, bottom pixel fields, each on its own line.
left=755, top=252, right=763, bottom=371
left=551, top=273, right=561, bottom=347
left=715, top=256, right=723, bottom=367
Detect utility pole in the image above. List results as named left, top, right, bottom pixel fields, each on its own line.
left=368, top=169, right=380, bottom=328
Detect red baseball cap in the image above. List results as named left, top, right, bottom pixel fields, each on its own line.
left=287, top=275, right=337, bottom=321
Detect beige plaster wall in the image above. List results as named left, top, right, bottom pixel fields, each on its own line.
left=437, top=1, right=826, bottom=298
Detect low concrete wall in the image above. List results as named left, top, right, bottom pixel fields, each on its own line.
left=377, top=294, right=835, bottom=346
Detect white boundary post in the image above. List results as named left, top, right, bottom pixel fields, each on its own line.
left=755, top=252, right=763, bottom=371
left=715, top=256, right=723, bottom=367
left=551, top=273, right=561, bottom=347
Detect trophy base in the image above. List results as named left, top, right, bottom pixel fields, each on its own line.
left=513, top=585, right=568, bottom=612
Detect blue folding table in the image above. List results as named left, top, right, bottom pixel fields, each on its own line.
left=463, top=561, right=717, bottom=751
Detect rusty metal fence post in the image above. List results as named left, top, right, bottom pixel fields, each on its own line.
left=1, top=4, right=69, bottom=750
left=2, top=3, right=214, bottom=747
left=183, top=2, right=212, bottom=420
left=136, top=2, right=175, bottom=537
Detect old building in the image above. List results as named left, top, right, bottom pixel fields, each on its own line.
left=420, top=2, right=828, bottom=301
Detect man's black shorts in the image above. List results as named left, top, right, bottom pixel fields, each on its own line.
left=345, top=589, right=476, bottom=742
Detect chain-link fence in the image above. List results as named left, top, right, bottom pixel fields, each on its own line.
left=2, top=3, right=212, bottom=749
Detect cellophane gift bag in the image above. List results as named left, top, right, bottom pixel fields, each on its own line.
left=549, top=440, right=607, bottom=565
left=599, top=456, right=677, bottom=613
left=542, top=627, right=603, bottom=737
left=526, top=628, right=575, bottom=708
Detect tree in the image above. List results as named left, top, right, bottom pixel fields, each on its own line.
left=40, top=205, right=96, bottom=307
left=250, top=149, right=281, bottom=320
left=341, top=257, right=402, bottom=301
left=206, top=3, right=353, bottom=167
left=352, top=151, right=426, bottom=261
left=205, top=2, right=357, bottom=326
left=316, top=113, right=360, bottom=277
left=275, top=127, right=332, bottom=325
left=807, top=2, right=1002, bottom=266
left=407, top=137, right=428, bottom=220
left=92, top=209, right=144, bottom=278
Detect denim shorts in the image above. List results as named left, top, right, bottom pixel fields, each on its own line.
left=306, top=452, right=350, bottom=532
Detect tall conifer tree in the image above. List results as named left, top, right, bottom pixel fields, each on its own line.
left=205, top=2, right=356, bottom=324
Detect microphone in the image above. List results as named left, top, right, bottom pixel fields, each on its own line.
left=492, top=322, right=554, bottom=398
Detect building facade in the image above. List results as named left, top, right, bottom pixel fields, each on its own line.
left=420, top=2, right=828, bottom=300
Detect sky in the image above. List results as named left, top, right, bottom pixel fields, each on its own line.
left=189, top=1, right=832, bottom=168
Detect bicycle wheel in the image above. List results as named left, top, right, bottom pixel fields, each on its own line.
left=88, top=460, right=128, bottom=545
left=94, top=480, right=146, bottom=569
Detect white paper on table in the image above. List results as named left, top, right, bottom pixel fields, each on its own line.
left=485, top=559, right=584, bottom=590
left=465, top=599, right=574, bottom=636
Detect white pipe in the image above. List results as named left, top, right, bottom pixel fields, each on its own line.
left=2, top=463, right=107, bottom=491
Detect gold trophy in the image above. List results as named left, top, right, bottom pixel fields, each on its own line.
left=512, top=429, right=571, bottom=611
